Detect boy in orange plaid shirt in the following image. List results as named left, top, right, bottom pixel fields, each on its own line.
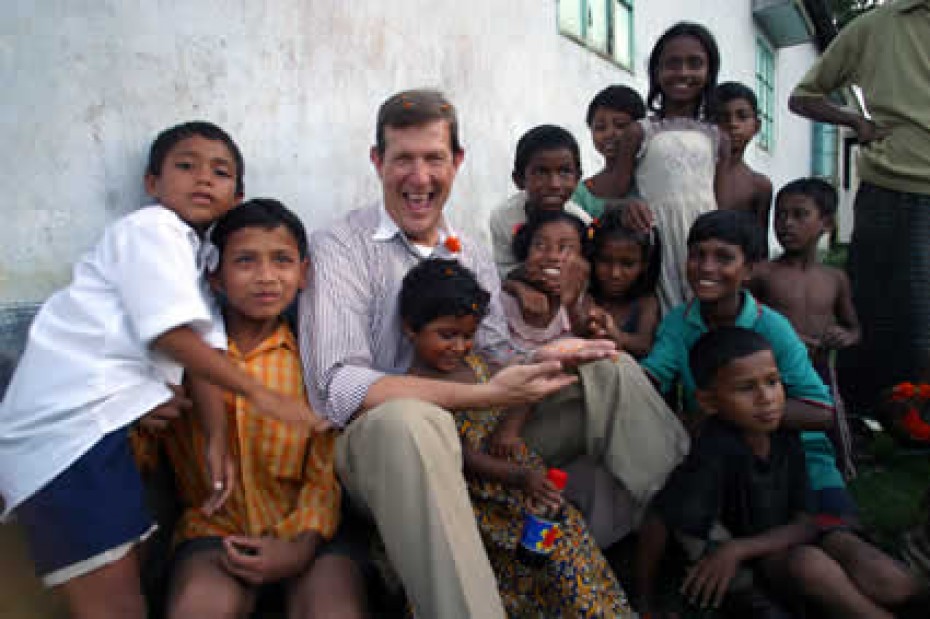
left=136, top=198, right=366, bottom=617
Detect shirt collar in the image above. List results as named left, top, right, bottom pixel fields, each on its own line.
left=228, top=321, right=296, bottom=361
left=684, top=290, right=761, bottom=330
left=371, top=202, right=459, bottom=257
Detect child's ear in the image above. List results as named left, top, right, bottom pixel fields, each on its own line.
left=695, top=389, right=719, bottom=417
left=751, top=115, right=761, bottom=136
left=297, top=257, right=310, bottom=291
left=401, top=322, right=416, bottom=341
left=207, top=269, right=224, bottom=295
left=512, top=170, right=526, bottom=190
left=144, top=173, right=158, bottom=197
left=823, top=213, right=836, bottom=233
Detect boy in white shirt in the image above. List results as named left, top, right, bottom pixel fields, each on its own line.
left=0, top=121, right=327, bottom=619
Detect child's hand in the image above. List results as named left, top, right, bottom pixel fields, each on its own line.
left=515, top=283, right=551, bottom=322
left=559, top=254, right=590, bottom=308
left=138, top=384, right=191, bottom=432
left=488, top=424, right=525, bottom=458
left=681, top=541, right=746, bottom=609
left=202, top=435, right=235, bottom=515
left=619, top=199, right=654, bottom=232
left=250, top=388, right=334, bottom=432
left=821, top=325, right=856, bottom=350
left=221, top=534, right=316, bottom=585
left=522, top=468, right=563, bottom=513
left=586, top=307, right=621, bottom=344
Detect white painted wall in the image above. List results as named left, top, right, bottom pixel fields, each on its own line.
left=1, top=0, right=823, bottom=303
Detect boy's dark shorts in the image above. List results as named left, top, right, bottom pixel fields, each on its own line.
left=16, top=427, right=154, bottom=586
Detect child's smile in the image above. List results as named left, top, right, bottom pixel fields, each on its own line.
left=686, top=239, right=749, bottom=304
left=410, top=314, right=478, bottom=373
left=657, top=35, right=709, bottom=111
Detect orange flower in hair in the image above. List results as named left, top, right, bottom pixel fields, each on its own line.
left=512, top=223, right=525, bottom=236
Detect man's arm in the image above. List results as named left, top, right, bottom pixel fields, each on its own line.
left=788, top=15, right=890, bottom=145
left=362, top=361, right=578, bottom=414
left=788, top=96, right=889, bottom=144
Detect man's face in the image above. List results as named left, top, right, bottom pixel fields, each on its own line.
left=370, top=120, right=464, bottom=246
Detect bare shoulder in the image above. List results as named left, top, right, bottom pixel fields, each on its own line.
left=820, top=263, right=850, bottom=289
left=752, top=171, right=773, bottom=194
left=750, top=259, right=776, bottom=283
left=639, top=293, right=659, bottom=313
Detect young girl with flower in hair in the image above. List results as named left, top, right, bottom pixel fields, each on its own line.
left=590, top=21, right=727, bottom=314
left=584, top=208, right=662, bottom=359
left=500, top=210, right=590, bottom=352
left=399, top=258, right=633, bottom=618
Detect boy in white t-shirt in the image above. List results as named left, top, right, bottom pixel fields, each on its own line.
left=0, top=121, right=328, bottom=619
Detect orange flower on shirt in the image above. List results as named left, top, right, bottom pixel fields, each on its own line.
left=444, top=235, right=462, bottom=253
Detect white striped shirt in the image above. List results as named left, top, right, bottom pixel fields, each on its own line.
left=298, top=204, right=517, bottom=427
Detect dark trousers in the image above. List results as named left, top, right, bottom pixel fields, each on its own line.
left=839, top=183, right=930, bottom=413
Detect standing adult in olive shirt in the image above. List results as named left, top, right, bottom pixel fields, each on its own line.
left=788, top=0, right=930, bottom=413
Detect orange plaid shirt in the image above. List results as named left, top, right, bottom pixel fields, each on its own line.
left=136, top=322, right=340, bottom=544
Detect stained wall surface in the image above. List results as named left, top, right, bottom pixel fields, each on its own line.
left=2, top=1, right=821, bottom=302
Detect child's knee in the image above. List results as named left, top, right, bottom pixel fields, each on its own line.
left=782, top=545, right=838, bottom=586
left=290, top=555, right=366, bottom=618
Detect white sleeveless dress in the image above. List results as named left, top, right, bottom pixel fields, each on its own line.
left=635, top=117, right=721, bottom=313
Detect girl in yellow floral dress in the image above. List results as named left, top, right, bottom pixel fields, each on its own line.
left=399, top=258, right=632, bottom=618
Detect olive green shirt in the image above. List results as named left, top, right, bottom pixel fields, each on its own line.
left=792, top=0, right=930, bottom=195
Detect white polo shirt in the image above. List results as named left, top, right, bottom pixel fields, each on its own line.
left=0, top=205, right=224, bottom=516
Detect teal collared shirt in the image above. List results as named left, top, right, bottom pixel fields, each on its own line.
left=641, top=291, right=844, bottom=490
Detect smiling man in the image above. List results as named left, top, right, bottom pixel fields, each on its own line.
left=299, top=89, right=685, bottom=617
left=299, top=90, right=587, bottom=618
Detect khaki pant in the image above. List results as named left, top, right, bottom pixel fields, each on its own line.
left=526, top=355, right=689, bottom=505
left=335, top=399, right=505, bottom=619
left=335, top=355, right=687, bottom=618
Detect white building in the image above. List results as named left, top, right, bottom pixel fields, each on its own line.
left=1, top=0, right=838, bottom=305
left=0, top=2, right=842, bottom=615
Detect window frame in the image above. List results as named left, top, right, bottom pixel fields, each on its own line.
left=811, top=122, right=838, bottom=180
left=755, top=37, right=776, bottom=152
left=558, top=0, right=635, bottom=72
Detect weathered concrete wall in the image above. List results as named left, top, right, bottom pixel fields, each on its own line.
left=2, top=0, right=820, bottom=303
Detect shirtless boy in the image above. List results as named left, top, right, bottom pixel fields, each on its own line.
left=713, top=82, right=773, bottom=252
left=751, top=178, right=859, bottom=364
left=751, top=178, right=860, bottom=475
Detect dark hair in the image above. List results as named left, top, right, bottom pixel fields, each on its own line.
left=646, top=22, right=721, bottom=119
left=687, top=210, right=765, bottom=263
left=586, top=207, right=662, bottom=300
left=375, top=89, right=462, bottom=157
left=512, top=209, right=587, bottom=263
left=689, top=326, right=774, bottom=389
left=776, top=177, right=838, bottom=217
left=211, top=198, right=308, bottom=261
left=712, top=81, right=759, bottom=117
left=512, top=124, right=582, bottom=184
left=585, top=85, right=647, bottom=126
left=146, top=121, right=244, bottom=196
left=399, top=259, right=491, bottom=332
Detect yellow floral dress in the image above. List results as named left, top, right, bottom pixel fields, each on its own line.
left=455, top=354, right=633, bottom=618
